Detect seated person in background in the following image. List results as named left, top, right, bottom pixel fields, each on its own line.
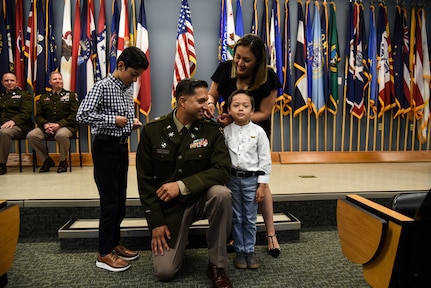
left=0, top=73, right=33, bottom=175
left=224, top=90, right=271, bottom=270
left=136, top=78, right=233, bottom=288
left=27, top=71, right=79, bottom=173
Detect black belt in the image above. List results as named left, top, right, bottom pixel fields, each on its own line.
left=231, top=168, right=264, bottom=178
left=95, top=135, right=128, bottom=144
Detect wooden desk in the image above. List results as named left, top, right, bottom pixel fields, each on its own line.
left=337, top=194, right=415, bottom=288
left=0, top=202, right=20, bottom=283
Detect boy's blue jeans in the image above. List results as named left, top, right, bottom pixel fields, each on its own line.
left=228, top=175, right=258, bottom=253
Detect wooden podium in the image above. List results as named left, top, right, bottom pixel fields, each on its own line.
left=337, top=194, right=415, bottom=288
left=0, top=200, right=20, bottom=288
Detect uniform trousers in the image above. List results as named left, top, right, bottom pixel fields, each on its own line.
left=0, top=126, right=23, bottom=164
left=27, top=127, right=73, bottom=162
left=92, top=136, right=129, bottom=255
left=228, top=175, right=258, bottom=253
left=153, top=185, right=232, bottom=281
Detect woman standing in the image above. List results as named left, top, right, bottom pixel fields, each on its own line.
left=205, top=34, right=282, bottom=258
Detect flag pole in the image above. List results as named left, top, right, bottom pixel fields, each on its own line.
left=290, top=112, right=293, bottom=151
left=324, top=110, right=327, bottom=151
left=403, top=116, right=409, bottom=151
left=365, top=94, right=370, bottom=152
left=341, top=57, right=348, bottom=152
left=299, top=113, right=303, bottom=152
left=135, top=103, right=141, bottom=143
left=332, top=112, right=336, bottom=151
left=389, top=109, right=394, bottom=151
left=349, top=114, right=353, bottom=151
left=357, top=117, right=361, bottom=151
left=381, top=114, right=385, bottom=151
left=316, top=115, right=319, bottom=152
left=270, top=110, right=275, bottom=151
left=87, top=126, right=92, bottom=153
left=280, top=108, right=284, bottom=152
left=396, top=115, right=401, bottom=151
left=307, top=108, right=311, bottom=151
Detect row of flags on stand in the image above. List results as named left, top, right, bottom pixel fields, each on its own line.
left=1, top=0, right=429, bottom=139
left=217, top=0, right=341, bottom=119
left=293, top=0, right=340, bottom=118
left=218, top=0, right=292, bottom=115
left=217, top=0, right=430, bottom=144
left=343, top=1, right=430, bottom=143
left=0, top=0, right=152, bottom=116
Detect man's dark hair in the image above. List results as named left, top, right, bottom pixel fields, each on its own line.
left=117, top=46, right=149, bottom=70
left=227, top=89, right=255, bottom=109
left=175, top=78, right=208, bottom=102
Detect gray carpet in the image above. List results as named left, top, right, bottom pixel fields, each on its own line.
left=7, top=229, right=370, bottom=288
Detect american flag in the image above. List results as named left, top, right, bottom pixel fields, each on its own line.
left=172, top=0, right=196, bottom=108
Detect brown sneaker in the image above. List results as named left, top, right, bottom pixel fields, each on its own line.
left=96, top=252, right=130, bottom=272
left=114, top=244, right=139, bottom=261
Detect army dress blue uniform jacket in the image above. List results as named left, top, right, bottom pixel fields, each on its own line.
left=136, top=111, right=231, bottom=247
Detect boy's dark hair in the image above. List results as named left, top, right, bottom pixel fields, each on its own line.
left=227, top=89, right=255, bottom=109
left=175, top=78, right=208, bottom=102
left=117, top=46, right=149, bottom=70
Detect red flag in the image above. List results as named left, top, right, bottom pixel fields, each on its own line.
left=172, top=0, right=196, bottom=108
left=377, top=3, right=395, bottom=117
left=15, top=0, right=25, bottom=88
left=117, top=0, right=130, bottom=57
left=71, top=0, right=80, bottom=91
left=134, top=0, right=152, bottom=116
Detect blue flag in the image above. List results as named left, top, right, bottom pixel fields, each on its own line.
left=35, top=0, right=46, bottom=95
left=305, top=0, right=313, bottom=105
left=327, top=1, right=340, bottom=115
left=260, top=0, right=269, bottom=64
left=392, top=5, right=411, bottom=118
left=251, top=0, right=258, bottom=35
left=109, top=0, right=120, bottom=73
left=310, top=1, right=325, bottom=116
left=76, top=0, right=93, bottom=101
left=282, top=0, right=292, bottom=115
left=235, top=0, right=244, bottom=37
left=367, top=4, right=378, bottom=118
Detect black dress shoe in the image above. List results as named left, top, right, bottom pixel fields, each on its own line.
left=267, top=234, right=281, bottom=258
left=0, top=164, right=7, bottom=175
left=207, top=262, right=232, bottom=288
left=57, top=160, right=68, bottom=173
left=39, top=157, right=55, bottom=173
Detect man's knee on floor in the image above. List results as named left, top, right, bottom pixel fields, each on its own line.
left=155, top=264, right=178, bottom=282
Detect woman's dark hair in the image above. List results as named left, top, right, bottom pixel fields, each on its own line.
left=231, top=34, right=268, bottom=91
